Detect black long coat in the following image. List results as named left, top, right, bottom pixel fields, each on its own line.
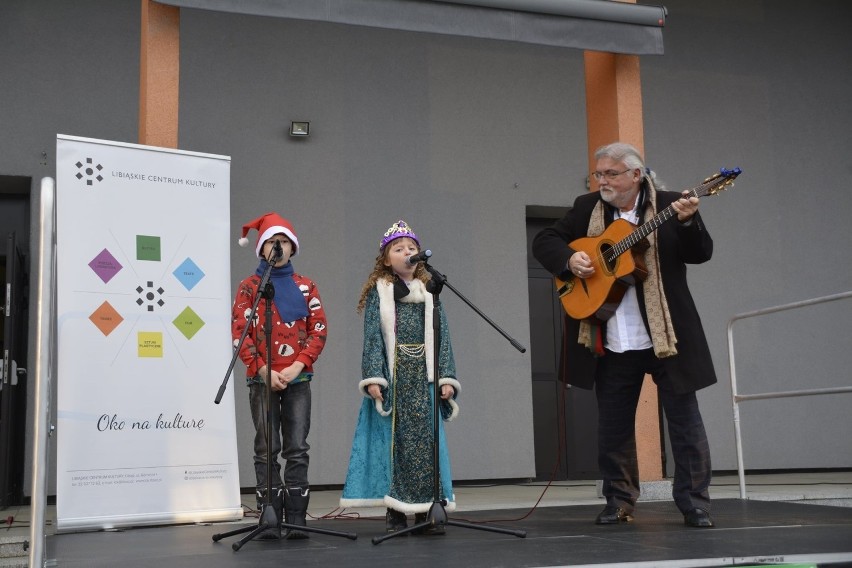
left=532, top=186, right=717, bottom=394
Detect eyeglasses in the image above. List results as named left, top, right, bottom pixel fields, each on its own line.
left=590, top=168, right=631, bottom=181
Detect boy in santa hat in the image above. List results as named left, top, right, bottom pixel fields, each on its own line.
left=232, top=212, right=327, bottom=540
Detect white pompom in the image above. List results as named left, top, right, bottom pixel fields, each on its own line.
left=238, top=237, right=249, bottom=247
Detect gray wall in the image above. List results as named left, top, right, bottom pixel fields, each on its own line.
left=2, top=0, right=851, bottom=494
left=178, top=9, right=580, bottom=485
left=645, top=1, right=852, bottom=471
left=2, top=0, right=142, bottom=495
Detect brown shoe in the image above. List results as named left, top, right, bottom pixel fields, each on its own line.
left=595, top=505, right=634, bottom=525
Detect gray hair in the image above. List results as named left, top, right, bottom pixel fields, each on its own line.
left=594, top=141, right=665, bottom=190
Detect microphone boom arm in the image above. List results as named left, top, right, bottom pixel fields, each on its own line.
left=424, top=264, right=526, bottom=353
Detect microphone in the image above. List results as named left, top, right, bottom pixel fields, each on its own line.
left=406, top=249, right=432, bottom=266
left=272, top=240, right=284, bottom=260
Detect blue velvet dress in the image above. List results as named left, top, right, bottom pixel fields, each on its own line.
left=340, top=280, right=459, bottom=514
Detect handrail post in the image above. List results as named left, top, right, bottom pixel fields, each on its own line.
left=727, top=290, right=852, bottom=500
left=727, top=318, right=747, bottom=499
left=28, top=177, right=56, bottom=568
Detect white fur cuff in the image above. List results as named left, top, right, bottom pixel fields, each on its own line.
left=438, top=377, right=461, bottom=394
left=444, top=398, right=459, bottom=421
left=358, top=377, right=388, bottom=396
left=373, top=398, right=391, bottom=417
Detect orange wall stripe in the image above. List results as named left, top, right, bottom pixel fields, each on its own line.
left=139, top=1, right=180, bottom=148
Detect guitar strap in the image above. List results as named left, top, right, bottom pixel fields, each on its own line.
left=578, top=182, right=679, bottom=358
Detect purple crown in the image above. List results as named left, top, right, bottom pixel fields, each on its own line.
left=380, top=220, right=420, bottom=251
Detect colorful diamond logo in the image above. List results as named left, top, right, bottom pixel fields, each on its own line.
left=173, top=306, right=205, bottom=340
left=88, top=249, right=123, bottom=284
left=173, top=258, right=205, bottom=291
left=89, top=301, right=124, bottom=336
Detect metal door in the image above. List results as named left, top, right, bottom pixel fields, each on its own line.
left=1, top=231, right=28, bottom=507
left=527, top=216, right=598, bottom=480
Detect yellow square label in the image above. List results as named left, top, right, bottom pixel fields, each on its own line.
left=138, top=332, right=164, bottom=358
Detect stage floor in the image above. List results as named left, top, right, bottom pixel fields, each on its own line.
left=46, top=499, right=852, bottom=568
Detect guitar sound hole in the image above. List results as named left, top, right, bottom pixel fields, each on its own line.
left=599, top=243, right=616, bottom=273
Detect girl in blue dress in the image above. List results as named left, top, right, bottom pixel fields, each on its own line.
left=339, top=220, right=460, bottom=534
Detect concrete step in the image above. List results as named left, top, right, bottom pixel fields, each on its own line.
left=0, top=535, right=27, bottom=566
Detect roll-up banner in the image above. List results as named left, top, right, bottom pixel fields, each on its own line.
left=55, top=134, right=241, bottom=531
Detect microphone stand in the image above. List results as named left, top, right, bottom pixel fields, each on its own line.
left=213, top=245, right=356, bottom=550
left=372, top=258, right=527, bottom=544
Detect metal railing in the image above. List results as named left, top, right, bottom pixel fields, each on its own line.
left=728, top=290, right=852, bottom=499
left=29, top=177, right=56, bottom=568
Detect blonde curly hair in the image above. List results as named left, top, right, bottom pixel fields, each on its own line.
left=357, top=243, right=431, bottom=313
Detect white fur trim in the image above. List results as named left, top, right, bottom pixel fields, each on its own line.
left=373, top=398, right=391, bottom=417
left=437, top=378, right=461, bottom=421
left=384, top=495, right=456, bottom=515
left=359, top=378, right=391, bottom=416
left=444, top=398, right=459, bottom=421
left=339, top=497, right=386, bottom=509
left=399, top=280, right=427, bottom=304
left=256, top=226, right=299, bottom=257
left=358, top=377, right=388, bottom=396
left=377, top=279, right=436, bottom=383
left=376, top=279, right=398, bottom=377
left=438, top=377, right=461, bottom=394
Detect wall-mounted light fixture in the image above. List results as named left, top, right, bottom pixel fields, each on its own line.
left=289, top=121, right=310, bottom=137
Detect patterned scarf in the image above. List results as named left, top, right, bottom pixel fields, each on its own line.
left=578, top=184, right=678, bottom=358
left=255, top=260, right=309, bottom=322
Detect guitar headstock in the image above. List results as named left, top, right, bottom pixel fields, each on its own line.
left=700, top=167, right=742, bottom=197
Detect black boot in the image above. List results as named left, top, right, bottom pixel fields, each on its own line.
left=283, top=487, right=310, bottom=539
left=386, top=508, right=408, bottom=534
left=255, top=487, right=283, bottom=540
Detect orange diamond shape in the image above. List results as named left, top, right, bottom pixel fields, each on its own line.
left=89, top=301, right=124, bottom=336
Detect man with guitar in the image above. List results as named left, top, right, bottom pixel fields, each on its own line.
left=532, top=142, right=719, bottom=528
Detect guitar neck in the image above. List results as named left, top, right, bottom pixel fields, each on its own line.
left=609, top=183, right=713, bottom=259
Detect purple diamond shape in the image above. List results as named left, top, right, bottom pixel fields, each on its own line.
left=89, top=249, right=123, bottom=284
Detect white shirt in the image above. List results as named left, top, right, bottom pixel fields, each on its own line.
left=605, top=201, right=653, bottom=353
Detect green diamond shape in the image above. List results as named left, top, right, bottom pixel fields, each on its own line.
left=173, top=306, right=205, bottom=340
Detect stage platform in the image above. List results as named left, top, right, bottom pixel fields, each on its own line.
left=43, top=498, right=852, bottom=568
left=8, top=473, right=852, bottom=567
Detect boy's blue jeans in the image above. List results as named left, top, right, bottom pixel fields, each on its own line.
left=249, top=380, right=311, bottom=490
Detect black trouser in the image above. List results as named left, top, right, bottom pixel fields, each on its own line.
left=249, top=381, right=311, bottom=490
left=595, top=348, right=711, bottom=514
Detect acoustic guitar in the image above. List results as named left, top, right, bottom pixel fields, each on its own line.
left=554, top=167, right=741, bottom=323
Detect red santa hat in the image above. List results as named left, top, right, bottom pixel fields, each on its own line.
left=238, top=212, right=299, bottom=258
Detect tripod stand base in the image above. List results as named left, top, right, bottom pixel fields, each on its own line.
left=371, top=501, right=526, bottom=544
left=212, top=509, right=358, bottom=551
left=212, top=521, right=278, bottom=551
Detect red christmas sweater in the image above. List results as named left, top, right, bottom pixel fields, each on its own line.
left=231, top=271, right=327, bottom=382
